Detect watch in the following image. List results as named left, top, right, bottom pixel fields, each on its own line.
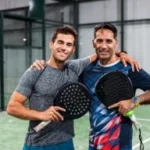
left=131, top=96, right=140, bottom=107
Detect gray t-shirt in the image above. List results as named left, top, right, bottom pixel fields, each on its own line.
left=15, top=57, right=90, bottom=146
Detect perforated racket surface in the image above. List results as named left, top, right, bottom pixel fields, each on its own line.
left=34, top=82, right=91, bottom=132
left=95, top=70, right=134, bottom=108
left=54, top=82, right=91, bottom=119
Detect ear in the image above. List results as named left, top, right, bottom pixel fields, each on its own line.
left=72, top=46, right=75, bottom=54
left=49, top=41, right=53, bottom=49
left=116, top=40, right=119, bottom=49
left=92, top=39, right=96, bottom=48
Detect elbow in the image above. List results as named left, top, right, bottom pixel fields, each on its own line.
left=6, top=105, right=12, bottom=115
left=7, top=103, right=15, bottom=116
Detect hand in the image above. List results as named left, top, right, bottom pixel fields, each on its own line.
left=108, top=99, right=135, bottom=115
left=40, top=106, right=66, bottom=122
left=30, top=60, right=46, bottom=70
left=120, top=52, right=141, bottom=72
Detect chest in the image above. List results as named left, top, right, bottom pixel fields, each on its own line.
left=33, top=68, right=79, bottom=97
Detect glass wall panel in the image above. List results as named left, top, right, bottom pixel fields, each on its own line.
left=45, top=4, right=74, bottom=24
left=4, top=19, right=26, bottom=46
left=124, top=23, right=150, bottom=73
left=32, top=49, right=43, bottom=62
left=79, top=0, right=119, bottom=24
left=125, top=0, right=150, bottom=20
left=32, top=23, right=43, bottom=47
left=4, top=48, right=27, bottom=107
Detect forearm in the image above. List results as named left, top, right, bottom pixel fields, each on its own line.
left=7, top=100, right=42, bottom=121
left=137, top=90, right=150, bottom=105
left=88, top=54, right=97, bottom=63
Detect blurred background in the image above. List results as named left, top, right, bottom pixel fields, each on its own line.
left=0, top=0, right=150, bottom=149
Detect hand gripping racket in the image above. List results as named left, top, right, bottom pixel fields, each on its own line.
left=95, top=71, right=144, bottom=150
left=33, top=82, right=91, bottom=132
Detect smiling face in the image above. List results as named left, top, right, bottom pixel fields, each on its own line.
left=93, top=29, right=118, bottom=65
left=50, top=33, right=75, bottom=63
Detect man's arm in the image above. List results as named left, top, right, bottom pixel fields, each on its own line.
left=7, top=92, right=42, bottom=120
left=119, top=52, right=141, bottom=72
left=108, top=90, right=150, bottom=115
left=7, top=92, right=65, bottom=121
left=88, top=54, right=98, bottom=63
left=30, top=52, right=141, bottom=71
left=29, top=54, right=98, bottom=70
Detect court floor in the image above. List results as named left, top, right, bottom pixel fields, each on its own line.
left=0, top=105, right=150, bottom=150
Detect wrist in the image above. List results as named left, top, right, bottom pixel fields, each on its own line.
left=39, top=112, right=43, bottom=120
left=116, top=51, right=128, bottom=57
left=131, top=96, right=140, bottom=107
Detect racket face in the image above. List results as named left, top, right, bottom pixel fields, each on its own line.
left=95, top=71, right=134, bottom=108
left=54, top=82, right=91, bottom=120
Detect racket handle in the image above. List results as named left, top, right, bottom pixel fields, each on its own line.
left=128, top=114, right=141, bottom=130
left=125, top=110, right=141, bottom=130
left=33, top=120, right=51, bottom=132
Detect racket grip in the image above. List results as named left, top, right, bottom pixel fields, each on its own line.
left=33, top=120, right=51, bottom=132
left=129, top=114, right=141, bottom=130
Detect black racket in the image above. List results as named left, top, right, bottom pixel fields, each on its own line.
left=95, top=70, right=134, bottom=108
left=95, top=70, right=144, bottom=150
left=33, top=82, right=91, bottom=132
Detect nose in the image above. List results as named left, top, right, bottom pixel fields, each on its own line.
left=61, top=44, right=67, bottom=51
left=101, top=42, right=107, bottom=49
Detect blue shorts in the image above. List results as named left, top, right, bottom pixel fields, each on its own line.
left=23, top=139, right=74, bottom=150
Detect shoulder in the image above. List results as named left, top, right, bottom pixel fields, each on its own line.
left=128, top=68, right=150, bottom=79
left=23, top=68, right=43, bottom=78
left=65, top=58, right=90, bottom=75
left=128, top=68, right=150, bottom=90
left=20, top=67, right=46, bottom=84
left=65, top=57, right=90, bottom=66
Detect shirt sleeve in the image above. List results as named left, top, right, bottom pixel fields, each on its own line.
left=66, top=57, right=90, bottom=76
left=15, top=69, right=41, bottom=98
left=128, top=69, right=150, bottom=91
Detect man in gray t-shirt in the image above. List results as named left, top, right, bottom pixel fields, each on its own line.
left=7, top=26, right=97, bottom=150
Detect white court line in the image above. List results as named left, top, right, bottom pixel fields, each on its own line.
left=133, top=137, right=150, bottom=149
left=137, top=118, right=150, bottom=122
left=133, top=117, right=150, bottom=149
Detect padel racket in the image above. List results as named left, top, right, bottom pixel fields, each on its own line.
left=33, top=82, right=91, bottom=132
left=95, top=71, right=144, bottom=150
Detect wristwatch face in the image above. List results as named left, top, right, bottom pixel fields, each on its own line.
left=132, top=96, right=138, bottom=103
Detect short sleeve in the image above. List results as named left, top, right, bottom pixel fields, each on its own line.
left=128, top=69, right=150, bottom=91
left=66, top=57, right=90, bottom=76
left=15, top=69, right=41, bottom=98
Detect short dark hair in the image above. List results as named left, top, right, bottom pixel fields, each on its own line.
left=52, top=25, right=77, bottom=45
left=94, top=23, right=117, bottom=39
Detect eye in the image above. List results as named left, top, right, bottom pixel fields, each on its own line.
left=57, top=40, right=63, bottom=44
left=67, top=43, right=73, bottom=47
left=96, top=39, right=102, bottom=44
left=106, top=39, right=112, bottom=44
